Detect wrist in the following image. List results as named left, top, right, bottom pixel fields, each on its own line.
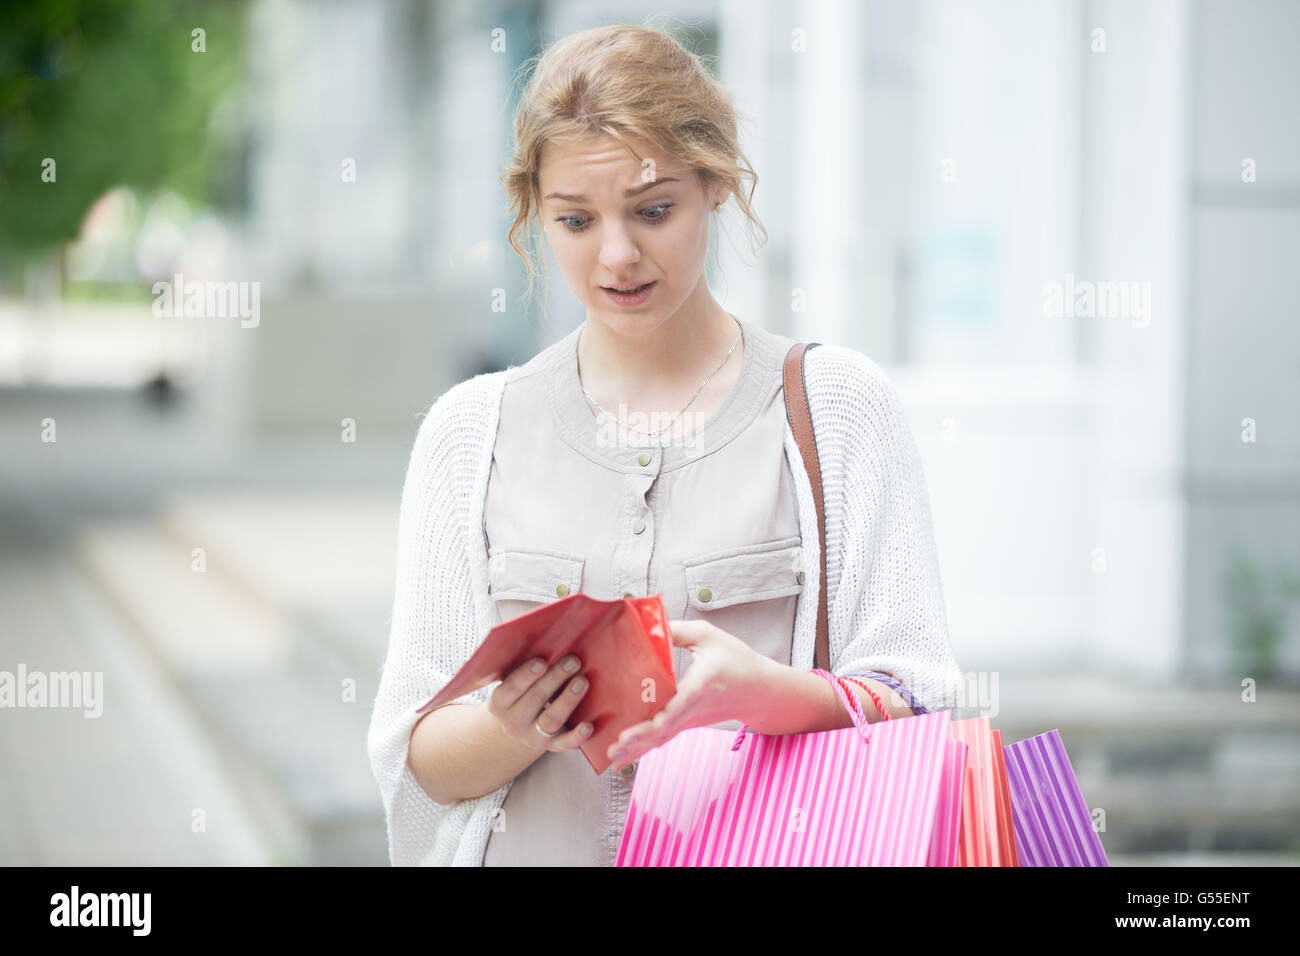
left=839, top=675, right=908, bottom=720
left=738, top=653, right=784, bottom=729
left=742, top=657, right=836, bottom=735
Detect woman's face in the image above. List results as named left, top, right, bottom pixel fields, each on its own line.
left=537, top=133, right=724, bottom=337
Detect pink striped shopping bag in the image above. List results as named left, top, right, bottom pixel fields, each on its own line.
left=925, top=737, right=969, bottom=866
left=615, top=669, right=954, bottom=866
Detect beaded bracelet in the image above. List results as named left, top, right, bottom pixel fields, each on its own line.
left=843, top=670, right=928, bottom=715
left=837, top=674, right=891, bottom=721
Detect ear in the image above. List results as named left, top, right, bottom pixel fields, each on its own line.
left=710, top=183, right=732, bottom=210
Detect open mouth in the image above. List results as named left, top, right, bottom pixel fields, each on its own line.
left=601, top=281, right=658, bottom=306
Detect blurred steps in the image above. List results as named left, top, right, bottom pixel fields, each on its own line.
left=989, top=675, right=1300, bottom=858
left=157, top=493, right=397, bottom=674
left=0, top=534, right=270, bottom=864
left=75, top=505, right=390, bottom=865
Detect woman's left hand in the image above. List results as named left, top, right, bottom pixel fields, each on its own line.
left=607, top=618, right=771, bottom=772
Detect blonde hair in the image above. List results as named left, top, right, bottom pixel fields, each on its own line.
left=500, top=18, right=767, bottom=307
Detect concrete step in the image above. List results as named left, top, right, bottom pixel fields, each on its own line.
left=977, top=674, right=1300, bottom=857
left=0, top=536, right=270, bottom=864
left=1110, top=852, right=1300, bottom=866
left=74, top=518, right=386, bottom=864
left=156, top=493, right=397, bottom=674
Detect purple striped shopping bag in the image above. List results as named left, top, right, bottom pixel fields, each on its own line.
left=615, top=670, right=954, bottom=866
left=1003, top=729, right=1109, bottom=866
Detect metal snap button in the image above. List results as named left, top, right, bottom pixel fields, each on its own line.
left=632, top=519, right=646, bottom=535
left=623, top=591, right=634, bottom=599
left=697, top=586, right=712, bottom=602
left=637, top=452, right=651, bottom=466
left=555, top=583, right=570, bottom=597
left=796, top=570, right=805, bottom=584
left=620, top=762, right=636, bottom=776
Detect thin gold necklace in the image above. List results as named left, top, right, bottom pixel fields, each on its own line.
left=580, top=320, right=743, bottom=443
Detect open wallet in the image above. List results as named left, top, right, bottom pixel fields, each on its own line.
left=413, top=593, right=677, bottom=774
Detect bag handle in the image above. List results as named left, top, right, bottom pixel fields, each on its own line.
left=783, top=342, right=829, bottom=672
left=731, top=668, right=872, bottom=750
left=729, top=344, right=875, bottom=752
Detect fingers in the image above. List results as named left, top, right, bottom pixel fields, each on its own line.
left=607, top=691, right=712, bottom=772
left=492, top=654, right=572, bottom=714
left=512, top=654, right=582, bottom=725
left=543, top=716, right=594, bottom=753
left=532, top=667, right=591, bottom=743
left=666, top=619, right=711, bottom=646
left=614, top=693, right=705, bottom=758
left=489, top=653, right=590, bottom=746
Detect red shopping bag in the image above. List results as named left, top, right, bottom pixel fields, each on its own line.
left=950, top=716, right=1019, bottom=866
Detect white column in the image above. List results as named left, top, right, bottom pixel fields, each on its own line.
left=1082, top=0, right=1189, bottom=677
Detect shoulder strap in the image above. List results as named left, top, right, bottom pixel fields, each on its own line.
left=782, top=342, right=829, bottom=672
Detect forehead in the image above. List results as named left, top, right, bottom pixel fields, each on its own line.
left=538, top=134, right=688, bottom=189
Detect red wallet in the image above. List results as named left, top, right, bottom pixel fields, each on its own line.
left=413, top=593, right=677, bottom=774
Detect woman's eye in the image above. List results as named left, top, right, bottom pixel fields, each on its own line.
left=641, top=203, right=674, bottom=223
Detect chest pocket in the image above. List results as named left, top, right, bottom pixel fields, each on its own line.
left=682, top=535, right=805, bottom=612
left=487, top=547, right=586, bottom=604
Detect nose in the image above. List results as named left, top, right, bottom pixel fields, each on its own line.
left=597, top=219, right=641, bottom=273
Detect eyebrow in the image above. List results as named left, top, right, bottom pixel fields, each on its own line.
left=543, top=177, right=681, bottom=203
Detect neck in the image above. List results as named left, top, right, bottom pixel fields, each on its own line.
left=577, top=290, right=742, bottom=406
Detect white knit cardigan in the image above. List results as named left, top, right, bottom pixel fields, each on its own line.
left=366, top=341, right=963, bottom=866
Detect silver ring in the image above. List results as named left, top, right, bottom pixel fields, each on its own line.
left=534, top=718, right=559, bottom=738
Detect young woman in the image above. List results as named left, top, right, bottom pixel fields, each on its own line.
left=367, top=23, right=962, bottom=866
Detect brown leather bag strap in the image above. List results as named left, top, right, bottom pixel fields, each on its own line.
left=783, top=341, right=829, bottom=672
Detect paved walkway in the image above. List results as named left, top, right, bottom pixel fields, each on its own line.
left=0, top=525, right=269, bottom=864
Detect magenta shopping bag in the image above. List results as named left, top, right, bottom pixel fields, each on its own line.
left=616, top=669, right=953, bottom=866
left=925, top=737, right=969, bottom=867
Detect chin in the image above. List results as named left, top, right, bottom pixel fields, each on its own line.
left=588, top=305, right=672, bottom=337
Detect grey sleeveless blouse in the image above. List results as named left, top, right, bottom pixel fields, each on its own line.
left=480, top=316, right=804, bottom=866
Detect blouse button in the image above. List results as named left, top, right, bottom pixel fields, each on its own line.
left=632, top=519, right=646, bottom=535
left=697, top=586, right=712, bottom=603
left=555, top=583, right=570, bottom=597
left=796, top=570, right=805, bottom=584
left=637, top=452, right=651, bottom=466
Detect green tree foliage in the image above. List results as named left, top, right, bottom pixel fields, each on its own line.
left=1223, top=552, right=1300, bottom=681
left=0, top=0, right=247, bottom=277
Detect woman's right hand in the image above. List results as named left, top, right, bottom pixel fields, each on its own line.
left=487, top=654, right=592, bottom=752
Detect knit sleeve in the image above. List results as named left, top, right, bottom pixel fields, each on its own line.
left=366, top=377, right=506, bottom=866
left=809, top=345, right=963, bottom=715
